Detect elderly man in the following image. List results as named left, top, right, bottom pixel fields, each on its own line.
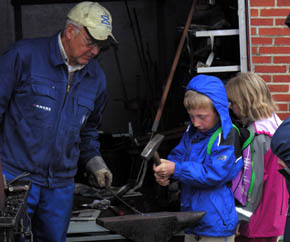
left=0, top=2, right=115, bottom=241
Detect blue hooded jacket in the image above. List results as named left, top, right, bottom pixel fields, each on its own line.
left=169, top=75, right=243, bottom=236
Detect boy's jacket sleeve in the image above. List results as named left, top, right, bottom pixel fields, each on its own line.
left=169, top=128, right=242, bottom=188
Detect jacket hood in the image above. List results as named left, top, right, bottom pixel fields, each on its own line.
left=186, top=74, right=232, bottom=139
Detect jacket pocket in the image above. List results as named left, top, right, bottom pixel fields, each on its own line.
left=75, top=96, right=95, bottom=127
left=30, top=84, right=56, bottom=127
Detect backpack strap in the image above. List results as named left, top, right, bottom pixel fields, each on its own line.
left=207, top=127, right=222, bottom=155
left=206, top=124, right=255, bottom=206
left=207, top=124, right=252, bottom=155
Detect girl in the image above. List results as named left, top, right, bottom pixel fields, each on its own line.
left=226, top=72, right=288, bottom=242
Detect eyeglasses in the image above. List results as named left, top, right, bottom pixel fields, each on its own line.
left=76, top=27, right=100, bottom=49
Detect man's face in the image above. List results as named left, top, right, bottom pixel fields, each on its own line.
left=64, top=25, right=101, bottom=66
left=187, top=107, right=220, bottom=132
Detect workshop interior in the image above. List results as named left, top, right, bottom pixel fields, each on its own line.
left=0, top=0, right=248, bottom=241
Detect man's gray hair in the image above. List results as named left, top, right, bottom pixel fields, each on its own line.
left=65, top=19, right=83, bottom=32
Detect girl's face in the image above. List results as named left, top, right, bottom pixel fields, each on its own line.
left=229, top=101, right=241, bottom=119
left=187, top=107, right=220, bottom=132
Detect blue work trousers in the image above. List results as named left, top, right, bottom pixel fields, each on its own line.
left=4, top=171, right=74, bottom=242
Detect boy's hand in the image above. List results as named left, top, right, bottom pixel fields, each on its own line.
left=153, top=159, right=175, bottom=186
left=235, top=223, right=240, bottom=236
left=155, top=174, right=170, bottom=186
left=278, top=158, right=287, bottom=168
left=153, top=159, right=175, bottom=177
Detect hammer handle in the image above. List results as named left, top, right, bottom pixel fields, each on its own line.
left=153, top=152, right=161, bottom=166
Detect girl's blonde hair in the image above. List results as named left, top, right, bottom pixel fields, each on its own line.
left=184, top=90, right=215, bottom=111
left=226, top=72, right=278, bottom=122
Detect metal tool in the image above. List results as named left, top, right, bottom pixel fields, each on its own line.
left=131, top=133, right=165, bottom=192
left=140, top=134, right=164, bottom=166
left=151, top=0, right=197, bottom=133
left=96, top=211, right=206, bottom=242
left=0, top=160, right=6, bottom=211
left=106, top=188, right=143, bottom=215
left=8, top=185, right=30, bottom=192
left=81, top=199, right=111, bottom=210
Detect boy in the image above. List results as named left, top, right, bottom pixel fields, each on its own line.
left=154, top=74, right=243, bottom=242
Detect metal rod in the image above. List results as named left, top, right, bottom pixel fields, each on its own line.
left=113, top=46, right=129, bottom=102
left=106, top=188, right=143, bottom=215
left=151, top=0, right=197, bottom=133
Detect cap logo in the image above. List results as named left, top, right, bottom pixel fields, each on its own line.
left=101, top=15, right=111, bottom=26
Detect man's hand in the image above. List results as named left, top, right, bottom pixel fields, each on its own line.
left=88, top=168, right=113, bottom=188
left=86, top=156, right=113, bottom=188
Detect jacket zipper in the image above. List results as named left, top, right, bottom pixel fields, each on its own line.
left=66, top=79, right=72, bottom=93
left=281, top=177, right=284, bottom=215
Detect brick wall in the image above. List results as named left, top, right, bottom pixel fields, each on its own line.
left=248, top=0, right=290, bottom=120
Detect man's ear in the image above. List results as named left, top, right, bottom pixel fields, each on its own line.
left=64, top=24, right=76, bottom=40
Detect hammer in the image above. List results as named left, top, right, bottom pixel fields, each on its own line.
left=140, top=134, right=164, bottom=166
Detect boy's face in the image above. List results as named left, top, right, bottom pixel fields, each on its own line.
left=187, top=107, right=220, bottom=133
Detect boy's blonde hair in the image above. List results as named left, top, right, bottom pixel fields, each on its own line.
left=226, top=72, right=278, bottom=122
left=184, top=90, right=215, bottom=111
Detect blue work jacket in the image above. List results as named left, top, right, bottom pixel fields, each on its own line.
left=169, top=75, right=243, bottom=237
left=0, top=33, right=107, bottom=188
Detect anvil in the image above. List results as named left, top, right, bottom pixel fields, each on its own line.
left=96, top=211, right=205, bottom=242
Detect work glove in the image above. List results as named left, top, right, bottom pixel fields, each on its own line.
left=86, top=156, right=113, bottom=189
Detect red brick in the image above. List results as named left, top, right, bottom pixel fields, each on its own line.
left=251, top=18, right=273, bottom=26
left=260, top=46, right=290, bottom=54
left=261, top=75, right=272, bottom=82
left=273, top=75, right=290, bottom=82
left=275, top=38, right=290, bottom=45
left=277, top=103, right=288, bottom=111
left=272, top=94, right=290, bottom=102
left=261, top=9, right=290, bottom=17
left=255, top=65, right=286, bottom=73
left=252, top=46, right=258, bottom=54
left=277, top=113, right=290, bottom=121
left=259, top=28, right=290, bottom=36
left=268, top=84, right=289, bottom=92
left=251, top=9, right=259, bottom=17
left=276, top=18, right=290, bottom=26
left=250, top=0, right=275, bottom=6
left=277, top=0, right=290, bottom=6
left=273, top=56, right=290, bottom=63
left=252, top=37, right=273, bottom=45
left=251, top=27, right=257, bottom=35
left=252, top=56, right=272, bottom=63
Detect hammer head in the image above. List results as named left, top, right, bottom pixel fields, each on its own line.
left=141, top=134, right=164, bottom=161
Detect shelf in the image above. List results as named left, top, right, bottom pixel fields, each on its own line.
left=197, top=65, right=241, bottom=73
left=195, top=29, right=239, bottom=37
left=193, top=29, right=241, bottom=73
